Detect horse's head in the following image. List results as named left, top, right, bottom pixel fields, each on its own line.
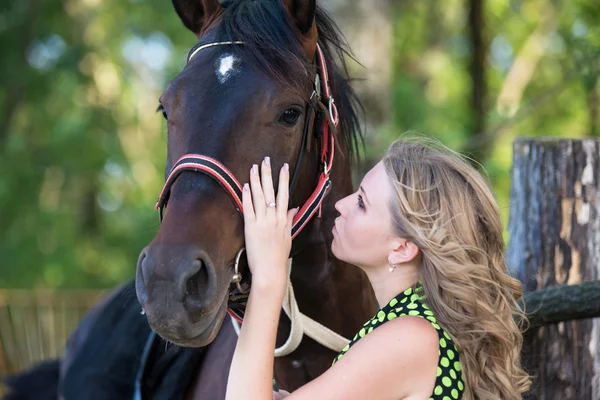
left=136, top=0, right=360, bottom=347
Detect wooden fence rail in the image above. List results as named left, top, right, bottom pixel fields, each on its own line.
left=0, top=289, right=105, bottom=379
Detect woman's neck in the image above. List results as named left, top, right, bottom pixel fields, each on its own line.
left=365, top=265, right=419, bottom=308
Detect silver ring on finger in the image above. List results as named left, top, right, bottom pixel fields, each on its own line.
left=266, top=201, right=277, bottom=208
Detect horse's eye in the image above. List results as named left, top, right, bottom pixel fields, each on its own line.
left=279, top=108, right=301, bottom=127
left=157, top=104, right=168, bottom=121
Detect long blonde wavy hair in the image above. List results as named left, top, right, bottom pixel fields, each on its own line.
left=381, top=137, right=531, bottom=399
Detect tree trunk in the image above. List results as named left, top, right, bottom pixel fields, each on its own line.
left=507, top=138, right=600, bottom=399
left=465, top=0, right=488, bottom=162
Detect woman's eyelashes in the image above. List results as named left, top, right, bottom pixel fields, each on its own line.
left=357, top=194, right=366, bottom=210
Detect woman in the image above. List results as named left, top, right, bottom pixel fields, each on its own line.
left=226, top=138, right=531, bottom=399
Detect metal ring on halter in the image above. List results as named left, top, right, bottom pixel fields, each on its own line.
left=231, top=247, right=250, bottom=294
left=266, top=201, right=276, bottom=208
left=328, top=97, right=336, bottom=124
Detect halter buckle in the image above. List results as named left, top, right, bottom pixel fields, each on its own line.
left=309, top=90, right=319, bottom=110
left=314, top=74, right=321, bottom=100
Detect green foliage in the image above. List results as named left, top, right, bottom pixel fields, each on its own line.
left=0, top=0, right=193, bottom=288
left=387, top=0, right=599, bottom=233
left=0, top=0, right=598, bottom=288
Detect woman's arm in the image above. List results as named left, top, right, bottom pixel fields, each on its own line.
left=226, top=158, right=295, bottom=400
left=226, top=282, right=286, bottom=400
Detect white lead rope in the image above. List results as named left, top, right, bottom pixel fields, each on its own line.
left=230, top=258, right=351, bottom=357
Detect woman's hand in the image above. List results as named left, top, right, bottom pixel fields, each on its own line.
left=242, top=157, right=298, bottom=290
left=227, top=158, right=296, bottom=400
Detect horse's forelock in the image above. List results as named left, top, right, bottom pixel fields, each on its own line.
left=217, top=0, right=311, bottom=94
left=186, top=0, right=365, bottom=163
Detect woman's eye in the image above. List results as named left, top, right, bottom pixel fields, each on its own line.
left=357, top=194, right=365, bottom=209
left=279, top=108, right=301, bottom=127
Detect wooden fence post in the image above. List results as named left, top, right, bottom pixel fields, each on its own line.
left=507, top=138, right=600, bottom=399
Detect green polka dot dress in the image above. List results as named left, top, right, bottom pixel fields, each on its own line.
left=332, top=286, right=465, bottom=399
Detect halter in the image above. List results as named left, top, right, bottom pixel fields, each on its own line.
left=156, top=41, right=338, bottom=240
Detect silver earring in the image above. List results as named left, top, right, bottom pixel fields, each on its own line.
left=388, top=263, right=396, bottom=273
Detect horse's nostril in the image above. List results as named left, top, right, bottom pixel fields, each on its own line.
left=138, top=251, right=148, bottom=284
left=185, top=259, right=208, bottom=301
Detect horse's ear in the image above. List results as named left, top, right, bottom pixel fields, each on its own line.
left=282, top=0, right=317, bottom=35
left=172, top=0, right=223, bottom=36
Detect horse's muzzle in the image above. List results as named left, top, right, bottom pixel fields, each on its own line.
left=135, top=245, right=226, bottom=346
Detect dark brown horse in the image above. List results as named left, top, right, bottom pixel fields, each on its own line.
left=5, top=1, right=377, bottom=399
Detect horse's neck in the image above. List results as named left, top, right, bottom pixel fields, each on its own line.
left=289, top=161, right=377, bottom=338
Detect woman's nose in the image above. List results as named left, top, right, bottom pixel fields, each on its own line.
left=334, top=196, right=348, bottom=216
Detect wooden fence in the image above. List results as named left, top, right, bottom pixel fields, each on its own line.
left=0, top=289, right=104, bottom=382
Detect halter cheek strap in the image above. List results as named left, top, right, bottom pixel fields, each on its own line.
left=156, top=43, right=338, bottom=241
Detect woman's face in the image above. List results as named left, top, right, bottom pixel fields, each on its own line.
left=332, top=162, right=397, bottom=269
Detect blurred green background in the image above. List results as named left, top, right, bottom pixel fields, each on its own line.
left=0, top=0, right=598, bottom=289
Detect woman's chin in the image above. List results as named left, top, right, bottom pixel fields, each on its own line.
left=330, top=239, right=341, bottom=259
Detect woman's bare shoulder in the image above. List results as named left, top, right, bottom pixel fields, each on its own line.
left=287, top=316, right=439, bottom=400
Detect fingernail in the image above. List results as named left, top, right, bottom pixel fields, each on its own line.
left=283, top=163, right=289, bottom=172
left=264, top=156, right=270, bottom=166
left=243, top=183, right=249, bottom=191
left=252, top=164, right=258, bottom=174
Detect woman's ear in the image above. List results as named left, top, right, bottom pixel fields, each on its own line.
left=388, top=239, right=420, bottom=266
left=172, top=0, right=223, bottom=37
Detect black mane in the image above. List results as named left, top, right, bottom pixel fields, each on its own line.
left=216, top=0, right=364, bottom=162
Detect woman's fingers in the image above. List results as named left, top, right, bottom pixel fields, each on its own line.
left=260, top=157, right=276, bottom=214
left=249, top=163, right=265, bottom=216
left=241, top=183, right=254, bottom=222
left=276, top=163, right=290, bottom=221
left=287, top=208, right=298, bottom=232
left=248, top=158, right=292, bottom=227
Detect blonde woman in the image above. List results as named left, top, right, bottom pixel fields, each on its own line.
left=226, top=138, right=531, bottom=400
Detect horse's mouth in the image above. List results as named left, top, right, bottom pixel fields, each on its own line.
left=149, top=292, right=230, bottom=348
